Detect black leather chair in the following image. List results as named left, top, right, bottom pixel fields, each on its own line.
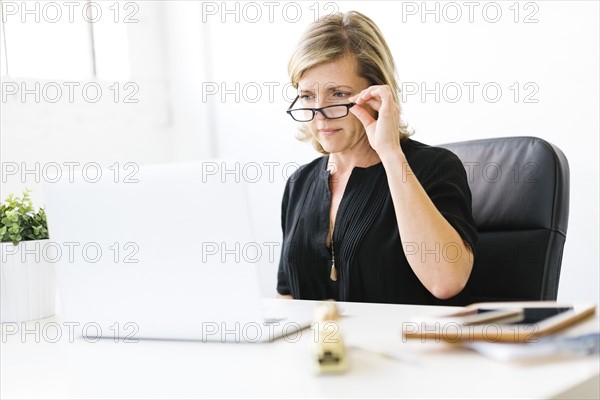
left=439, top=136, right=570, bottom=302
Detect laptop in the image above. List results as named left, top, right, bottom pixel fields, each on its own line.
left=42, top=161, right=314, bottom=343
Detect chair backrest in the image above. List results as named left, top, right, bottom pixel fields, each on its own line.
left=439, top=137, right=570, bottom=302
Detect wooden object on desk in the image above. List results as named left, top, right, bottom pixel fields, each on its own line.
left=402, top=302, right=597, bottom=343
left=312, top=301, right=348, bottom=373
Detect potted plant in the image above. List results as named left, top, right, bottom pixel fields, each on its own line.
left=0, top=189, right=56, bottom=323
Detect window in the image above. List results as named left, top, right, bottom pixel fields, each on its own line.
left=1, top=16, right=7, bottom=76
left=1, top=1, right=169, bottom=129
left=0, top=0, right=130, bottom=80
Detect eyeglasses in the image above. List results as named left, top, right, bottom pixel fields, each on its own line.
left=286, top=96, right=355, bottom=122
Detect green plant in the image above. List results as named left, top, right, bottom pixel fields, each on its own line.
left=0, top=189, right=49, bottom=245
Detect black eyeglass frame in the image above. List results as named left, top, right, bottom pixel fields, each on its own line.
left=286, top=96, right=356, bottom=122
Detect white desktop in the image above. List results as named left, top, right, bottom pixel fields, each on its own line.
left=1, top=301, right=599, bottom=399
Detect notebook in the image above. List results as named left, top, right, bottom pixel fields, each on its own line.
left=42, top=161, right=313, bottom=342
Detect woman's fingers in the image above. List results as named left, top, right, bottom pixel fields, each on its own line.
left=349, top=103, right=376, bottom=128
left=350, top=85, right=394, bottom=111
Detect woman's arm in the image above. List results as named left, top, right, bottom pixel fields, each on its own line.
left=350, top=86, right=473, bottom=299
left=276, top=293, right=294, bottom=300
left=378, top=148, right=473, bottom=299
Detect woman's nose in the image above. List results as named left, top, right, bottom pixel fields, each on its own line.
left=314, top=108, right=327, bottom=121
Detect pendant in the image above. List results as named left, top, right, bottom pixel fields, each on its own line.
left=330, top=263, right=338, bottom=281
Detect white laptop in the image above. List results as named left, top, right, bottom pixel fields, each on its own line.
left=42, top=161, right=313, bottom=343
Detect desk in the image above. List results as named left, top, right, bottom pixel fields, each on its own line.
left=1, top=301, right=599, bottom=399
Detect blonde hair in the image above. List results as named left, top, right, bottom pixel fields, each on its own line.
left=287, top=11, right=412, bottom=154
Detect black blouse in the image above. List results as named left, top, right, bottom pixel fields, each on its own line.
left=276, top=139, right=478, bottom=305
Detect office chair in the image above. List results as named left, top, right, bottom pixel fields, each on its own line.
left=439, top=136, right=570, bottom=302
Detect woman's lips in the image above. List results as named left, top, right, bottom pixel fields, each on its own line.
left=319, top=129, right=341, bottom=137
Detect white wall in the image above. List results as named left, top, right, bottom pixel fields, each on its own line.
left=202, top=1, right=600, bottom=301
left=2, top=1, right=598, bottom=302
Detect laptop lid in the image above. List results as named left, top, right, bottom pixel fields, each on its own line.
left=43, top=161, right=279, bottom=341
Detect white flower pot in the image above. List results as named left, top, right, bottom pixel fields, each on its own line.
left=1, top=239, right=56, bottom=323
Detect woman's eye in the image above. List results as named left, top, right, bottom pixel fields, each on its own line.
left=300, top=94, right=314, bottom=100
left=333, top=92, right=350, bottom=98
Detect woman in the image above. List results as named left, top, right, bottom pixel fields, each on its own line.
left=277, top=11, right=477, bottom=305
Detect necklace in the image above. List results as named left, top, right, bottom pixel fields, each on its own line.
left=329, top=223, right=338, bottom=282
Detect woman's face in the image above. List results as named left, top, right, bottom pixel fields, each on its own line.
left=297, top=54, right=374, bottom=155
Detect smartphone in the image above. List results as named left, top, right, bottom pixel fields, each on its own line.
left=500, top=306, right=574, bottom=324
